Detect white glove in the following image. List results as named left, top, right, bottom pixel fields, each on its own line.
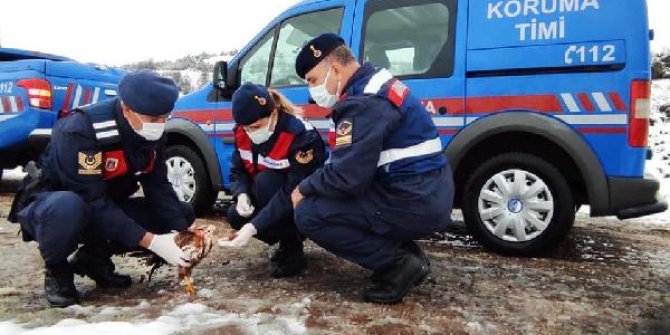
left=218, top=223, right=257, bottom=248
left=147, top=233, right=191, bottom=267
left=236, top=193, right=255, bottom=218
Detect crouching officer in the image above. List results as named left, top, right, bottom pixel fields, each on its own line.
left=218, top=83, right=325, bottom=277
left=291, top=34, right=455, bottom=304
left=8, top=70, right=195, bottom=307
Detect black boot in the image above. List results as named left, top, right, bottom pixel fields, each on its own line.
left=363, top=250, right=429, bottom=304
left=401, top=240, right=430, bottom=266
left=70, top=248, right=132, bottom=288
left=369, top=241, right=428, bottom=284
left=270, top=238, right=306, bottom=278
left=45, top=264, right=79, bottom=308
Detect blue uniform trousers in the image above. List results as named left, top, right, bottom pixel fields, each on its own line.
left=295, top=167, right=453, bottom=272
left=17, top=191, right=194, bottom=267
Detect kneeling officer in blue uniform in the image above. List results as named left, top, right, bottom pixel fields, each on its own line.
left=291, top=34, right=455, bottom=304
left=8, top=70, right=195, bottom=307
left=219, top=83, right=326, bottom=277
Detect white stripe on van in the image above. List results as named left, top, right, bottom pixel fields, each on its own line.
left=561, top=93, right=580, bottom=113
left=433, top=117, right=465, bottom=127
left=30, top=128, right=52, bottom=136
left=72, top=85, right=83, bottom=108
left=556, top=114, right=627, bottom=125
left=92, top=87, right=101, bottom=104
left=592, top=92, right=613, bottom=112
left=9, top=97, right=19, bottom=112
left=0, top=114, right=17, bottom=122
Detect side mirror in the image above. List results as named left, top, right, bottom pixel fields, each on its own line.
left=213, top=61, right=228, bottom=90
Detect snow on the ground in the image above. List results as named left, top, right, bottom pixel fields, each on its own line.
left=0, top=298, right=312, bottom=335
left=649, top=79, right=670, bottom=179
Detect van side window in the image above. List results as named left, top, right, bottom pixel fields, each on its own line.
left=362, top=0, right=455, bottom=78
left=240, top=28, right=277, bottom=85
left=270, top=8, right=344, bottom=87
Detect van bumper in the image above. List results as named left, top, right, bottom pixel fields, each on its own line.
left=608, top=177, right=668, bottom=220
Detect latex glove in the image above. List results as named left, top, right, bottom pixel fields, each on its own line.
left=218, top=223, right=257, bottom=248
left=147, top=233, right=191, bottom=267
left=236, top=193, right=255, bottom=218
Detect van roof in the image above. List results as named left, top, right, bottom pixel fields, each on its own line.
left=0, top=48, right=72, bottom=62
left=292, top=0, right=331, bottom=10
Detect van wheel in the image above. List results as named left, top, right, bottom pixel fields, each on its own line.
left=165, top=145, right=216, bottom=216
left=462, top=152, right=575, bottom=256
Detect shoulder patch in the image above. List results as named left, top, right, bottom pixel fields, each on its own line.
left=295, top=149, right=315, bottom=164
left=78, top=151, right=103, bottom=175
left=387, top=79, right=409, bottom=107
left=335, top=118, right=353, bottom=148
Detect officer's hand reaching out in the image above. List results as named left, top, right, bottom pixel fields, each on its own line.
left=218, top=223, right=257, bottom=248
left=141, top=232, right=191, bottom=267
left=236, top=193, right=255, bottom=218
left=291, top=188, right=304, bottom=208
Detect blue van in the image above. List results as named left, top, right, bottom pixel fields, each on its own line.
left=0, top=48, right=126, bottom=177
left=166, top=0, right=666, bottom=255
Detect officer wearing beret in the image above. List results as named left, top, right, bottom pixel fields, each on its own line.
left=291, top=33, right=455, bottom=304
left=218, top=83, right=326, bottom=277
left=9, top=70, right=195, bottom=307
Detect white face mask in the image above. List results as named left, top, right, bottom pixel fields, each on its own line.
left=309, top=65, right=340, bottom=108
left=137, top=122, right=166, bottom=141
left=127, top=110, right=166, bottom=141
left=245, top=113, right=274, bottom=144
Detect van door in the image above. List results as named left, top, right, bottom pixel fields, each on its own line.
left=210, top=1, right=354, bottom=186
left=267, top=1, right=355, bottom=133
left=350, top=0, right=466, bottom=142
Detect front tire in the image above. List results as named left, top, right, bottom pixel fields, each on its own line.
left=462, top=152, right=575, bottom=256
left=165, top=145, right=216, bottom=216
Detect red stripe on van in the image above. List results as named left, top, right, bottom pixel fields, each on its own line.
left=466, top=95, right=562, bottom=114
left=1, top=97, right=10, bottom=113
left=61, top=83, right=74, bottom=111
left=172, top=109, right=220, bottom=123
left=608, top=92, right=627, bottom=111
left=15, top=97, right=24, bottom=111
left=577, top=127, right=626, bottom=134
left=82, top=88, right=91, bottom=105
left=578, top=93, right=595, bottom=112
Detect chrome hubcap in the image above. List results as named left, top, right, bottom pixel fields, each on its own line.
left=166, top=156, right=196, bottom=203
left=478, top=169, right=554, bottom=242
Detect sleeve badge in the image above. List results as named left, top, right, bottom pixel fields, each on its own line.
left=335, top=119, right=353, bottom=147
left=78, top=151, right=103, bottom=175
left=295, top=149, right=315, bottom=164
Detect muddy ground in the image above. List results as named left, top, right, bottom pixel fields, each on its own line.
left=0, top=177, right=668, bottom=335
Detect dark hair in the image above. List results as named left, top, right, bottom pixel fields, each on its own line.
left=326, top=45, right=356, bottom=66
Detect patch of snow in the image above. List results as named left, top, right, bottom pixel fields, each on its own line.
left=0, top=302, right=309, bottom=335
left=196, top=288, right=215, bottom=299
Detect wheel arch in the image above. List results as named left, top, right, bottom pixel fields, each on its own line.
left=165, top=118, right=223, bottom=191
left=445, top=111, right=609, bottom=215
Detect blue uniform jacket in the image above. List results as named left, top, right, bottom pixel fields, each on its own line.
left=38, top=98, right=190, bottom=247
left=298, top=64, right=454, bottom=231
left=230, top=112, right=325, bottom=233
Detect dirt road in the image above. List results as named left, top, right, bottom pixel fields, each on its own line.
left=0, top=177, right=668, bottom=334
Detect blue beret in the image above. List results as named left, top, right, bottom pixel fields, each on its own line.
left=232, top=83, right=276, bottom=125
left=295, top=33, right=345, bottom=79
left=118, top=70, right=179, bottom=116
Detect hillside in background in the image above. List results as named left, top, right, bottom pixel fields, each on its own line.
left=122, top=50, right=238, bottom=95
